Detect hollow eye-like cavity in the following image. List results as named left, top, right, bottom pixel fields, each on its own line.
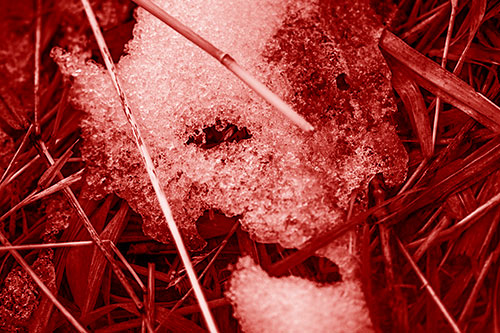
left=335, top=73, right=350, bottom=91
left=269, top=246, right=343, bottom=285
left=186, top=122, right=252, bottom=149
left=295, top=256, right=342, bottom=284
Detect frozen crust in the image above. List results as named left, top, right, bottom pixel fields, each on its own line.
left=53, top=0, right=407, bottom=330
left=54, top=0, right=407, bottom=251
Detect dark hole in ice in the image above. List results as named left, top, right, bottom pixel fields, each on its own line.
left=186, top=123, right=252, bottom=149
left=196, top=209, right=241, bottom=239
left=299, top=256, right=342, bottom=284
left=335, top=73, right=350, bottom=91
left=268, top=246, right=342, bottom=284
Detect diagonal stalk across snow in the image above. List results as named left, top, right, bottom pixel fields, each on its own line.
left=79, top=0, right=219, bottom=332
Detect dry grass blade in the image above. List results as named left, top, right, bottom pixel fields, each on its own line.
left=413, top=215, right=451, bottom=261
left=425, top=247, right=441, bottom=332
left=78, top=0, right=216, bottom=331
left=152, top=307, right=207, bottom=333
left=389, top=60, right=433, bottom=157
left=392, top=136, right=500, bottom=221
left=410, top=191, right=500, bottom=248
left=414, top=2, right=458, bottom=54
left=494, top=268, right=500, bottom=333
left=360, top=219, right=376, bottom=329
left=370, top=175, right=409, bottom=331
left=236, top=226, right=259, bottom=263
left=174, top=298, right=230, bottom=316
left=94, top=319, right=143, bottom=333
left=0, top=230, right=87, bottom=332
left=395, top=237, right=462, bottom=333
left=31, top=139, right=148, bottom=328
left=268, top=213, right=365, bottom=277
left=34, top=0, right=42, bottom=135
left=36, top=140, right=78, bottom=190
left=432, top=0, right=458, bottom=150
left=452, top=0, right=487, bottom=74
left=131, top=0, right=313, bottom=132
left=429, top=42, right=500, bottom=67
left=267, top=190, right=417, bottom=276
left=105, top=240, right=146, bottom=292
left=458, top=242, right=500, bottom=327
left=146, top=263, right=156, bottom=330
left=0, top=125, right=34, bottom=184
left=485, top=1, right=500, bottom=20
left=29, top=297, right=59, bottom=333
left=65, top=196, right=114, bottom=311
left=3, top=0, right=498, bottom=330
left=156, top=307, right=208, bottom=333
left=380, top=30, right=500, bottom=132
left=0, top=155, right=40, bottom=193
left=400, top=2, right=450, bottom=43
left=0, top=240, right=94, bottom=252
left=421, top=119, right=476, bottom=182
left=49, top=86, right=69, bottom=144
left=476, top=173, right=500, bottom=259
left=158, top=221, right=239, bottom=332
left=397, top=158, right=429, bottom=194
left=87, top=303, right=209, bottom=332
left=79, top=303, right=124, bottom=326
left=0, top=169, right=83, bottom=223
left=82, top=201, right=129, bottom=315
left=451, top=174, right=500, bottom=259
left=415, top=207, right=443, bottom=237
left=120, top=262, right=171, bottom=284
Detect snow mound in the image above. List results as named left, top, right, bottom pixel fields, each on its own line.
left=226, top=257, right=373, bottom=333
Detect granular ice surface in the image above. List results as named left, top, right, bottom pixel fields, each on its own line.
left=53, top=0, right=407, bottom=255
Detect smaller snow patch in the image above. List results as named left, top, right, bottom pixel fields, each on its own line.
left=226, top=257, right=373, bottom=333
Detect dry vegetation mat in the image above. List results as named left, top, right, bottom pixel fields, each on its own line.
left=0, top=0, right=499, bottom=332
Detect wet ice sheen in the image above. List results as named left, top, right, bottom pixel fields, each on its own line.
left=53, top=0, right=407, bottom=331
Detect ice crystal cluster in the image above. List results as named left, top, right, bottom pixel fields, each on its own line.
left=55, top=0, right=406, bottom=250
left=227, top=257, right=373, bottom=333
left=54, top=0, right=407, bottom=330
left=0, top=252, right=56, bottom=330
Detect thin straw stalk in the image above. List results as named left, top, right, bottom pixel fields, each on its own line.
left=105, top=239, right=146, bottom=292
left=155, top=222, right=238, bottom=332
left=0, top=125, right=34, bottom=184
left=32, top=139, right=148, bottom=327
left=146, top=263, right=156, bottom=330
left=432, top=0, right=458, bottom=150
left=0, top=154, right=40, bottom=194
left=458, top=244, right=500, bottom=326
left=397, top=158, right=428, bottom=195
left=0, top=169, right=84, bottom=223
left=0, top=240, right=93, bottom=252
left=78, top=0, right=218, bottom=331
left=167, top=221, right=238, bottom=313
left=409, top=191, right=500, bottom=249
left=34, top=0, right=42, bottom=135
left=396, top=237, right=462, bottom=333
left=131, top=0, right=314, bottom=132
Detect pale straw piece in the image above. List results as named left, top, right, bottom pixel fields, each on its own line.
left=131, top=0, right=314, bottom=132
left=79, top=0, right=219, bottom=331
